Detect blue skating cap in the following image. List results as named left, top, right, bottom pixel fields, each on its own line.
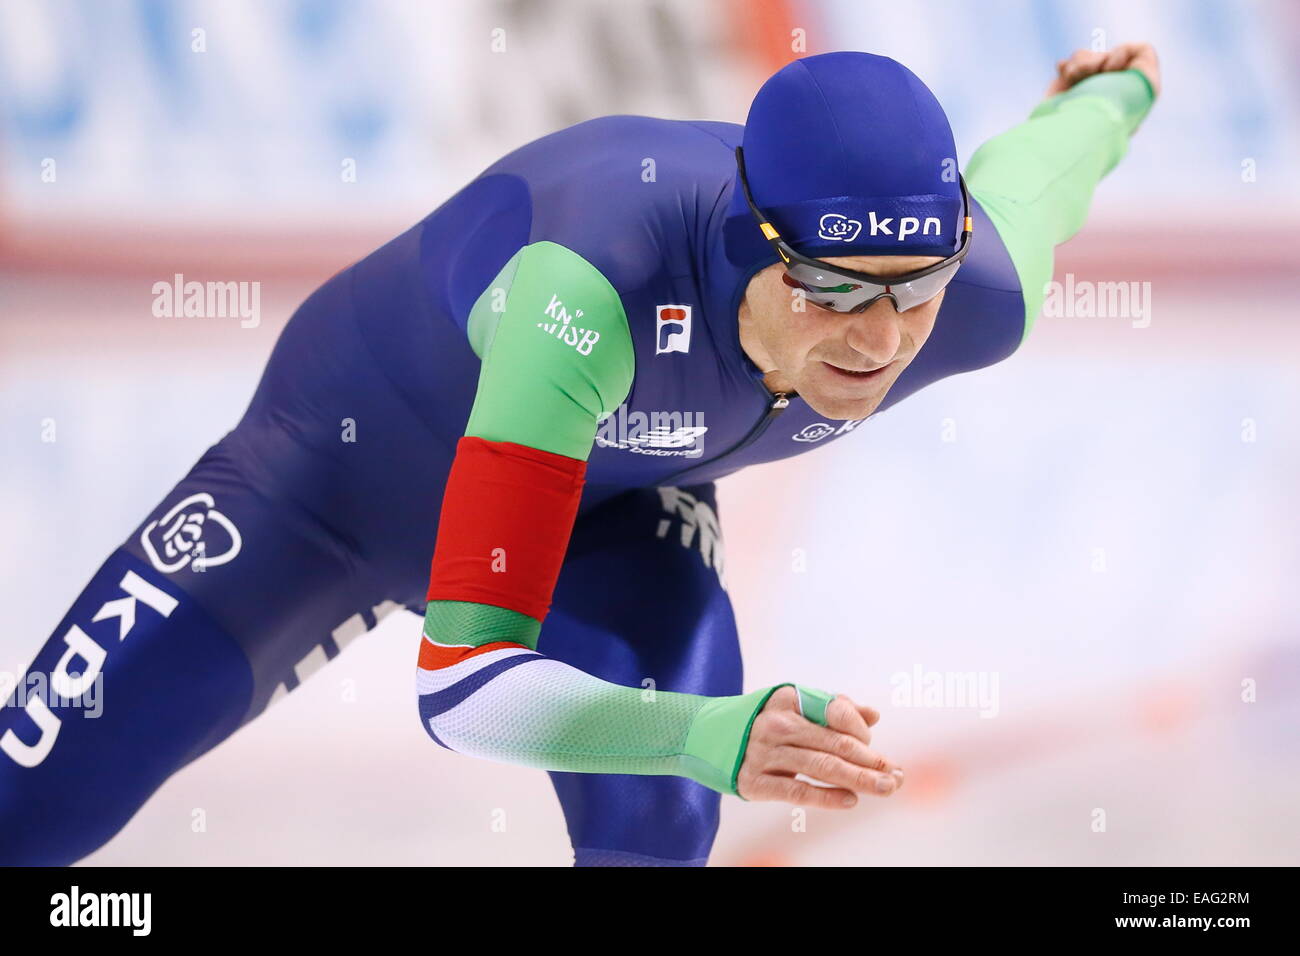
left=724, top=51, right=962, bottom=268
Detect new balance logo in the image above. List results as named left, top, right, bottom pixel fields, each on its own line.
left=595, top=406, right=707, bottom=457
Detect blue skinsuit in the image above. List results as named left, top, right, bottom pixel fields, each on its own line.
left=0, top=115, right=1024, bottom=867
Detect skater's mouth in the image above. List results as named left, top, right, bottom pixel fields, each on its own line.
left=821, top=361, right=890, bottom=382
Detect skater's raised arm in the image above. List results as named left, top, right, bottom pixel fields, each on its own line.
left=965, top=42, right=1160, bottom=338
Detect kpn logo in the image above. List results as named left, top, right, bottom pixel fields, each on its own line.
left=140, top=492, right=241, bottom=574
left=655, top=304, right=691, bottom=355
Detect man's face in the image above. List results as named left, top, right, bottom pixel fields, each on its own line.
left=739, top=254, right=946, bottom=421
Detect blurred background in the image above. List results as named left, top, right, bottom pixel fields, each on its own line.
left=2, top=0, right=1297, bottom=866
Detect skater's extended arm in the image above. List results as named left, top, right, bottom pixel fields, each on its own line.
left=966, top=43, right=1159, bottom=338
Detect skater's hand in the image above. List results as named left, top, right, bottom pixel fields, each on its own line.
left=735, top=687, right=903, bottom=808
left=1044, top=42, right=1161, bottom=99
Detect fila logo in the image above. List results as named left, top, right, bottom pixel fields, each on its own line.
left=655, top=304, right=691, bottom=355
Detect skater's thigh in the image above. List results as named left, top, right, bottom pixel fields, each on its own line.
left=0, top=267, right=452, bottom=864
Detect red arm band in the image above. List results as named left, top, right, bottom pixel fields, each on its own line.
left=426, top=436, right=586, bottom=621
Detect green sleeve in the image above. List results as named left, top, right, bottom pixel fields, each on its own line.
left=421, top=244, right=830, bottom=796
left=427, top=240, right=633, bottom=651
left=463, top=240, right=634, bottom=460
left=421, top=602, right=834, bottom=798
left=965, top=70, right=1156, bottom=339
left=423, top=600, right=824, bottom=795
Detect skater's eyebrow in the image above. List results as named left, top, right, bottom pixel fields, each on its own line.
left=819, top=255, right=946, bottom=276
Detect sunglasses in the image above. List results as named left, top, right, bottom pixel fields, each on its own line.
left=736, top=146, right=974, bottom=314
